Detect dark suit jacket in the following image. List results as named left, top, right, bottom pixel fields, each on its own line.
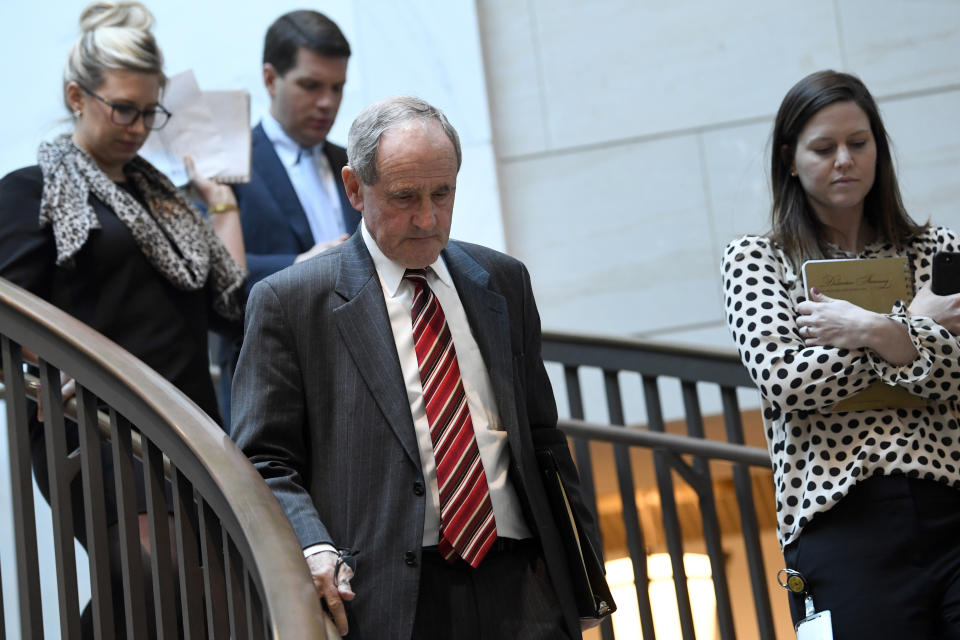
left=219, top=125, right=362, bottom=423
left=231, top=233, right=598, bottom=639
left=232, top=123, right=361, bottom=293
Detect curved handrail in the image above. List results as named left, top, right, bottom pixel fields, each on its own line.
left=0, top=277, right=333, bottom=638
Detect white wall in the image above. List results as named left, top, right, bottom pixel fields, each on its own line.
left=477, top=0, right=960, bottom=348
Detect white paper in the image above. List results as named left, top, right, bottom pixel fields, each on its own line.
left=139, top=70, right=250, bottom=185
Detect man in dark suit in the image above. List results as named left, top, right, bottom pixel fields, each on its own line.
left=219, top=11, right=361, bottom=421
left=231, top=96, right=599, bottom=639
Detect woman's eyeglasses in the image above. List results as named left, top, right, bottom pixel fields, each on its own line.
left=78, top=82, right=172, bottom=131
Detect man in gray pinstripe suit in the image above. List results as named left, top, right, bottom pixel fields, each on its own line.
left=232, top=96, right=599, bottom=639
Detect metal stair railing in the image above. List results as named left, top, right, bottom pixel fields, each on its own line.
left=542, top=330, right=775, bottom=640
left=0, top=276, right=335, bottom=639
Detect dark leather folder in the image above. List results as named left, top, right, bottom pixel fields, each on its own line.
left=536, top=448, right=616, bottom=619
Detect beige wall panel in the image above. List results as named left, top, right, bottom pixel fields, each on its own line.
left=500, top=135, right=720, bottom=337
left=838, top=0, right=960, bottom=96
left=530, top=0, right=840, bottom=150
left=476, top=0, right=551, bottom=157
left=453, top=143, right=508, bottom=250
left=479, top=0, right=960, bottom=352
left=701, top=121, right=774, bottom=271
left=880, top=91, right=960, bottom=232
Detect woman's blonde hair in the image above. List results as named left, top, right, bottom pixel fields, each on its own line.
left=63, top=1, right=165, bottom=112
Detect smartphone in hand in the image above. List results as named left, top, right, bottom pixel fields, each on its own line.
left=932, top=251, right=960, bottom=295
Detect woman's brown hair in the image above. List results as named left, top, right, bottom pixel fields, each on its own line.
left=770, top=70, right=926, bottom=268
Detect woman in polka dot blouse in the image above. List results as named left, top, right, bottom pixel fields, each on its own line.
left=722, top=70, right=960, bottom=637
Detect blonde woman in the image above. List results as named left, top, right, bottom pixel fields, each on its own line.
left=0, top=2, right=246, bottom=636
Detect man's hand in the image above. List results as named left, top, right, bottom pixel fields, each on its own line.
left=305, top=550, right=355, bottom=636
left=294, top=235, right=350, bottom=264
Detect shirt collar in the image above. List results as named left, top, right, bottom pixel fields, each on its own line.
left=361, top=221, right=452, bottom=297
left=261, top=113, right=324, bottom=168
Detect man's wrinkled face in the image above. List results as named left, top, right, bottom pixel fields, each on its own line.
left=344, top=119, right=458, bottom=268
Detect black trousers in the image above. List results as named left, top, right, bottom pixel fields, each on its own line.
left=412, top=538, right=572, bottom=640
left=783, top=474, right=960, bottom=639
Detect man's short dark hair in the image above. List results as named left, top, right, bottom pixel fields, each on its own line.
left=263, top=10, right=351, bottom=76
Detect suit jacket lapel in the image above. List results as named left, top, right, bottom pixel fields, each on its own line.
left=252, top=124, right=314, bottom=250
left=443, top=244, right=521, bottom=443
left=333, top=235, right=421, bottom=467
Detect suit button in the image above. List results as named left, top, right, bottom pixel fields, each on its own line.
left=404, top=551, right=417, bottom=566
left=413, top=481, right=425, bottom=496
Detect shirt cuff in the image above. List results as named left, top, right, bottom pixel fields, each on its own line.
left=303, top=543, right=338, bottom=559
left=865, top=302, right=933, bottom=385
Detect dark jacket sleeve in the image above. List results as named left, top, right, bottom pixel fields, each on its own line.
left=0, top=167, right=56, bottom=300
left=244, top=253, right=297, bottom=293
left=230, top=277, right=332, bottom=548
left=230, top=183, right=298, bottom=293
left=515, top=260, right=602, bottom=555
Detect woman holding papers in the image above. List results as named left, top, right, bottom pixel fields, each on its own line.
left=0, top=2, right=245, bottom=637
left=0, top=0, right=246, bottom=419
left=722, top=70, right=960, bottom=637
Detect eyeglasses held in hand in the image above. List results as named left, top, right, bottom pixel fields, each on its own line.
left=77, top=82, right=172, bottom=131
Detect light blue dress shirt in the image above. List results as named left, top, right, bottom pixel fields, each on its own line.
left=261, top=114, right=346, bottom=244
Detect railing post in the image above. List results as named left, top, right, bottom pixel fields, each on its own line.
left=2, top=336, right=44, bottom=639
left=563, top=365, right=601, bottom=524
left=643, top=375, right=696, bottom=639
left=681, top=381, right=735, bottom=640
left=563, top=365, right=613, bottom=640
left=605, top=370, right=657, bottom=640
left=144, top=437, right=179, bottom=639
left=77, top=385, right=116, bottom=640
left=172, top=468, right=206, bottom=640
left=111, top=410, right=149, bottom=640
left=244, top=568, right=266, bottom=640
left=722, top=387, right=775, bottom=640
left=225, top=531, right=249, bottom=639
left=199, top=497, right=230, bottom=639
left=39, top=359, right=82, bottom=640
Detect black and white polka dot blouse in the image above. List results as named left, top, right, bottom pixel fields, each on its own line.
left=722, top=226, right=960, bottom=547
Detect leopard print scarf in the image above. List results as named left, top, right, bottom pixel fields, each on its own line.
left=37, top=134, right=245, bottom=320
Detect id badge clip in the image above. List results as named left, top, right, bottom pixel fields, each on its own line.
left=777, top=568, right=833, bottom=640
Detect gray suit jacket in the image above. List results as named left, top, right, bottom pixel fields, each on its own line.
left=231, top=232, right=597, bottom=639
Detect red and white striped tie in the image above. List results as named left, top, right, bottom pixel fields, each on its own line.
left=405, top=269, right=497, bottom=567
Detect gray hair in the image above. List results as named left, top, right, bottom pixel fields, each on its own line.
left=346, top=96, right=462, bottom=185
left=63, top=2, right=165, bottom=113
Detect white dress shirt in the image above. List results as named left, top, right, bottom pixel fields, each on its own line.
left=260, top=114, right=345, bottom=244
left=362, top=223, right=532, bottom=545
left=303, top=225, right=532, bottom=559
